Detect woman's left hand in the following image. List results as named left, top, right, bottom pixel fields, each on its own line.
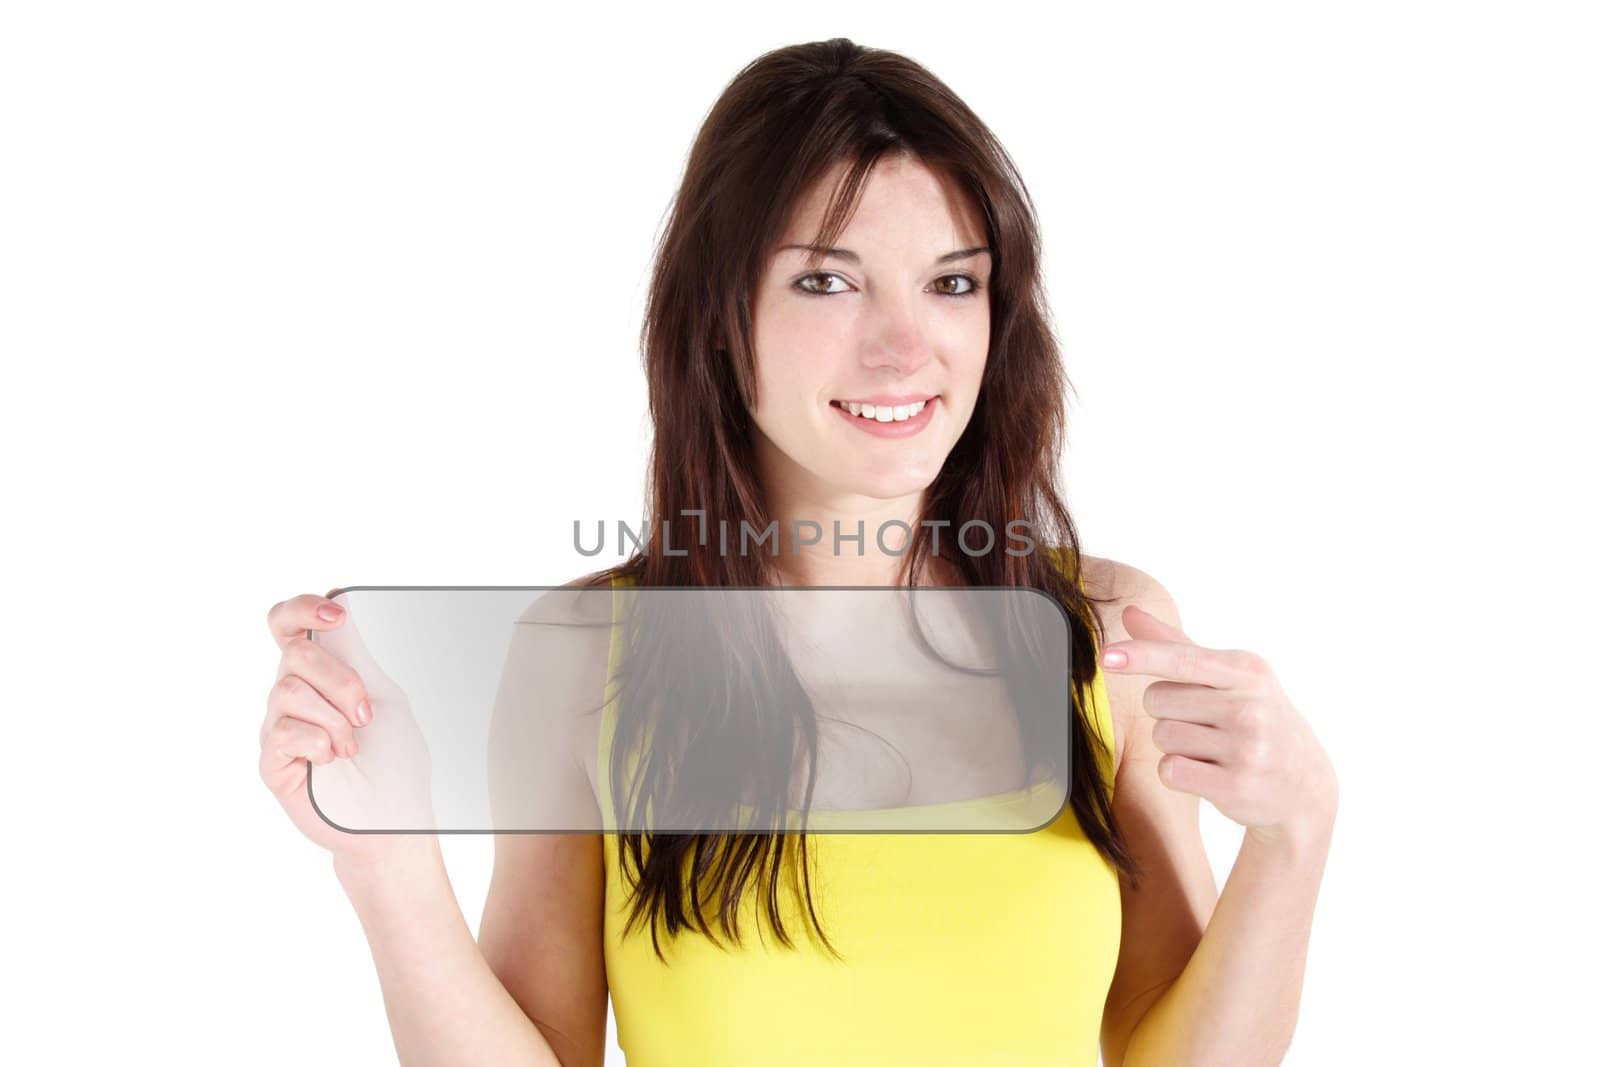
left=1100, top=605, right=1338, bottom=843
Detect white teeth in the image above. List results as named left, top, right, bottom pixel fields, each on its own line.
left=837, top=399, right=930, bottom=422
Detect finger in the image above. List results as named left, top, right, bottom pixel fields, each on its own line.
left=1157, top=753, right=1229, bottom=798
left=1100, top=639, right=1252, bottom=688
left=1121, top=603, right=1192, bottom=644
left=260, top=716, right=338, bottom=778
left=266, top=591, right=348, bottom=651
left=264, top=672, right=361, bottom=759
left=1142, top=679, right=1244, bottom=726
left=274, top=635, right=372, bottom=732
left=1149, top=717, right=1230, bottom=763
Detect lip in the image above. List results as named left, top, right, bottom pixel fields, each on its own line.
left=830, top=393, right=938, bottom=406
left=830, top=395, right=938, bottom=439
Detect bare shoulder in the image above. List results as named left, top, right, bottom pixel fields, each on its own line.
left=513, top=569, right=617, bottom=626
left=1076, top=554, right=1184, bottom=775
left=1078, top=553, right=1177, bottom=611
left=494, top=569, right=620, bottom=823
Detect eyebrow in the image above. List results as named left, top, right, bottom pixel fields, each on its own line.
left=778, top=243, right=991, bottom=265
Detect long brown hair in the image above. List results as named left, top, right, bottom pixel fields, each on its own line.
left=583, top=37, right=1139, bottom=961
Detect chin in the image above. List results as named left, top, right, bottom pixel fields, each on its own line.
left=841, top=468, right=939, bottom=501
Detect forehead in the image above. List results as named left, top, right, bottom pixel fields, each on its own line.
left=780, top=154, right=986, bottom=249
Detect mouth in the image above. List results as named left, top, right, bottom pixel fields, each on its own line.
left=828, top=395, right=939, bottom=438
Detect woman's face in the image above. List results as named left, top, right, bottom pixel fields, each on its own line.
left=749, top=154, right=991, bottom=505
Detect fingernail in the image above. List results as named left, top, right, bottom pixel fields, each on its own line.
left=317, top=603, right=344, bottom=622
left=1101, top=649, right=1128, bottom=669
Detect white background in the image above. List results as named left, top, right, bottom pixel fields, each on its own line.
left=4, top=2, right=1596, bottom=1064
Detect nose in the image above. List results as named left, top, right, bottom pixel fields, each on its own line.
left=859, top=294, right=934, bottom=376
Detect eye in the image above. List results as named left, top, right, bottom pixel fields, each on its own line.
left=794, top=271, right=986, bottom=299
left=930, top=273, right=983, bottom=298
left=794, top=271, right=852, bottom=296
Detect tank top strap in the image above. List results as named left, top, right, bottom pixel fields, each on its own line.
left=1042, top=545, right=1117, bottom=795
left=597, top=573, right=636, bottom=830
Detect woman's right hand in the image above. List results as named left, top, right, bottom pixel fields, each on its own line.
left=260, top=592, right=403, bottom=866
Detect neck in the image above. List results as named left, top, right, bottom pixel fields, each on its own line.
left=751, top=426, right=959, bottom=587
left=762, top=496, right=925, bottom=587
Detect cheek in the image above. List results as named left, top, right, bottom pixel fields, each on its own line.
left=927, top=296, right=988, bottom=357
left=956, top=312, right=990, bottom=384
left=750, top=336, right=800, bottom=419
left=752, top=308, right=846, bottom=412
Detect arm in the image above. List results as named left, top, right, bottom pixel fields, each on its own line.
left=1093, top=560, right=1338, bottom=1067
left=477, top=583, right=613, bottom=1066
left=335, top=840, right=565, bottom=1067
left=1122, top=804, right=1333, bottom=1067
left=334, top=579, right=613, bottom=1067
left=477, top=835, right=608, bottom=1067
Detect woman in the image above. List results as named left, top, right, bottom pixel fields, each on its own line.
left=259, top=38, right=1338, bottom=1066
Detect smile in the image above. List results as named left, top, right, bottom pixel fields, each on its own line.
left=829, top=395, right=938, bottom=438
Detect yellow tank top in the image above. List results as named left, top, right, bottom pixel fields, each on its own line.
left=599, top=566, right=1121, bottom=1066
